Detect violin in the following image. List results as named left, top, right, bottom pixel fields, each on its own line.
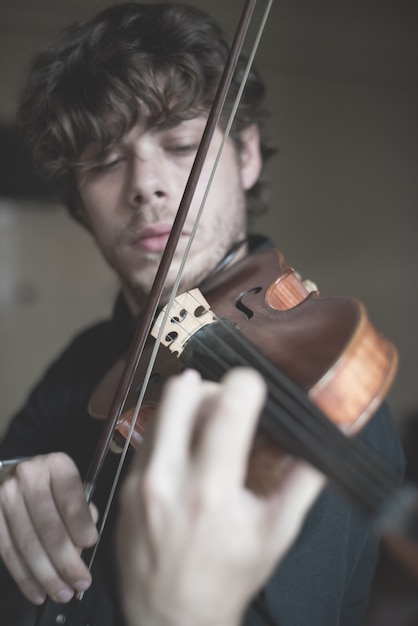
left=89, top=246, right=396, bottom=496
left=89, top=246, right=418, bottom=578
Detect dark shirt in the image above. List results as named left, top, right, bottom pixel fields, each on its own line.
left=0, top=240, right=405, bottom=626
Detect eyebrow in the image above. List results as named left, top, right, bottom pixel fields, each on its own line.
left=149, top=113, right=206, bottom=133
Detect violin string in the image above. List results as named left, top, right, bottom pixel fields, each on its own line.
left=88, top=0, right=274, bottom=571
left=159, top=291, right=399, bottom=517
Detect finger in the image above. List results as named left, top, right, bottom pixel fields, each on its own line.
left=48, top=456, right=98, bottom=548
left=143, top=369, right=209, bottom=480
left=16, top=457, right=95, bottom=593
left=89, top=502, right=99, bottom=525
left=267, top=460, right=325, bottom=549
left=0, top=476, right=79, bottom=604
left=0, top=505, right=46, bottom=605
left=125, top=370, right=217, bottom=542
left=194, top=368, right=267, bottom=492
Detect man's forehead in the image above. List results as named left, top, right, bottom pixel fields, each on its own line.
left=146, top=112, right=208, bottom=132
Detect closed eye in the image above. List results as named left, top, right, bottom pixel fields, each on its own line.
left=166, top=144, right=199, bottom=155
left=92, top=156, right=126, bottom=172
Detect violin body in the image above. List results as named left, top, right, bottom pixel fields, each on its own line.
left=89, top=247, right=398, bottom=494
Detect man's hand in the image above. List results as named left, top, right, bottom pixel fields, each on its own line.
left=117, top=368, right=325, bottom=626
left=0, top=452, right=98, bottom=605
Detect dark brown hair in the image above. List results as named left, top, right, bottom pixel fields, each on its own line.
left=18, top=2, right=275, bottom=218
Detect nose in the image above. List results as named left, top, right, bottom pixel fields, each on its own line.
left=128, top=152, right=170, bottom=209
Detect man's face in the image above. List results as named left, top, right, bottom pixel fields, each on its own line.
left=75, top=116, right=261, bottom=312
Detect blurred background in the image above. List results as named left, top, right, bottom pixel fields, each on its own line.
left=0, top=0, right=418, bottom=622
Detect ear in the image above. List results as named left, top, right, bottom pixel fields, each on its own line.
left=239, top=124, right=262, bottom=190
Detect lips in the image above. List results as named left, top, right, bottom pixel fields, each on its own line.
left=129, top=222, right=189, bottom=253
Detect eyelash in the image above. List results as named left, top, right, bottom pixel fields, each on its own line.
left=167, top=144, right=198, bottom=154
left=93, top=157, right=124, bottom=172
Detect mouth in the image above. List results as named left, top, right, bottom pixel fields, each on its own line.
left=129, top=222, right=190, bottom=253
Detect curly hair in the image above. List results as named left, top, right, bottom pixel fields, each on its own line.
left=18, top=2, right=275, bottom=219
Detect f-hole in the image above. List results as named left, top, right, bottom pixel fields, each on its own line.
left=235, top=287, right=262, bottom=319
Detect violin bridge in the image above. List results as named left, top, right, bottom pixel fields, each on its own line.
left=151, top=288, right=215, bottom=355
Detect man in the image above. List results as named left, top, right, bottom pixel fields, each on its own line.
left=0, top=3, right=404, bottom=625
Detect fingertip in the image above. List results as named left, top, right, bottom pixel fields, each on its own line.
left=180, top=368, right=201, bottom=381
left=89, top=502, right=99, bottom=525
left=223, top=368, right=267, bottom=418
left=85, top=525, right=99, bottom=547
left=293, top=462, right=326, bottom=494
left=28, top=589, right=47, bottom=606
left=161, top=368, right=201, bottom=402
left=74, top=578, right=92, bottom=593
left=277, top=461, right=326, bottom=516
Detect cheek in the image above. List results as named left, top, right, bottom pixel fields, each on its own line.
left=214, top=162, right=244, bottom=215
left=201, top=150, right=241, bottom=208
left=78, top=186, right=113, bottom=232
